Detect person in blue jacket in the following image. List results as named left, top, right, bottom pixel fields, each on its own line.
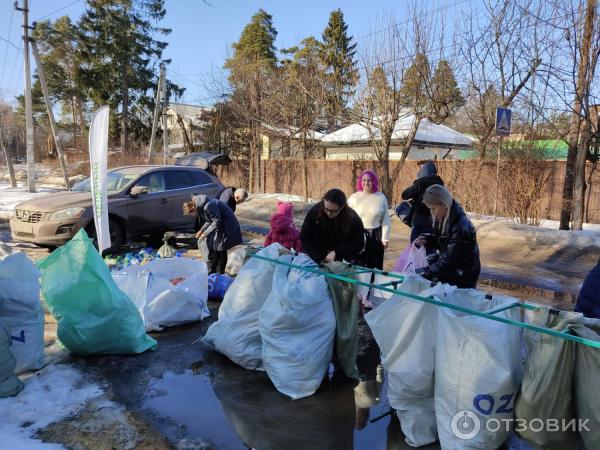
left=575, top=258, right=600, bottom=319
left=183, top=195, right=242, bottom=274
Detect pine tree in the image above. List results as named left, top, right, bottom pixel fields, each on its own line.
left=224, top=9, right=278, bottom=191
left=77, top=0, right=179, bottom=150
left=429, top=60, right=464, bottom=122
left=32, top=17, right=87, bottom=149
left=225, top=9, right=277, bottom=76
left=321, top=9, right=358, bottom=129
left=399, top=53, right=431, bottom=114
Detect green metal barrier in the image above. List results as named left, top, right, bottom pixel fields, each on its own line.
left=250, top=252, right=600, bottom=349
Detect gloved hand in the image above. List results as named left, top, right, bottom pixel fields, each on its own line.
left=420, top=268, right=438, bottom=283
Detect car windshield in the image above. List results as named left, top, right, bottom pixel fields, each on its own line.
left=72, top=167, right=149, bottom=193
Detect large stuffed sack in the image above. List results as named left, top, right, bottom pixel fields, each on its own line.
left=324, top=261, right=360, bottom=380
left=202, top=244, right=285, bottom=369
left=0, top=252, right=45, bottom=374
left=435, top=290, right=523, bottom=450
left=38, top=230, right=157, bottom=355
left=259, top=254, right=336, bottom=400
left=112, top=257, right=209, bottom=331
left=515, top=309, right=583, bottom=450
left=0, top=323, right=23, bottom=398
left=225, top=245, right=247, bottom=276
left=365, top=276, right=438, bottom=447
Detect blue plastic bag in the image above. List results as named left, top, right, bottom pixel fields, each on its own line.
left=208, top=273, right=234, bottom=300
left=38, top=230, right=157, bottom=355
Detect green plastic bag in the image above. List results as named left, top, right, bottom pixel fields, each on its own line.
left=573, top=319, right=600, bottom=450
left=324, top=261, right=359, bottom=380
left=38, top=230, right=157, bottom=355
left=515, top=308, right=582, bottom=450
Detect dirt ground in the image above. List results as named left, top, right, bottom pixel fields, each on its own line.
left=3, top=194, right=594, bottom=449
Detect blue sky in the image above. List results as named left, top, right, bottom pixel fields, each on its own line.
left=0, top=0, right=476, bottom=106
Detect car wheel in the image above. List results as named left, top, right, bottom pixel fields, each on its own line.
left=86, top=217, right=125, bottom=255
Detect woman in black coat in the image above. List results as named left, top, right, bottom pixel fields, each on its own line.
left=399, top=161, right=445, bottom=243
left=300, top=188, right=365, bottom=265
left=575, top=258, right=600, bottom=319
left=414, top=185, right=480, bottom=289
left=184, top=195, right=243, bottom=274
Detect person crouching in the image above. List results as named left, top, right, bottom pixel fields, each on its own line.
left=264, top=201, right=302, bottom=252
left=414, top=185, right=480, bottom=288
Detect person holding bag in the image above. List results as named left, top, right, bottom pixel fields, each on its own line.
left=398, top=161, right=444, bottom=244
left=414, top=185, right=480, bottom=288
left=183, top=195, right=243, bottom=274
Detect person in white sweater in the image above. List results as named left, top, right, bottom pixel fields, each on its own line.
left=348, top=169, right=391, bottom=270
left=348, top=169, right=390, bottom=400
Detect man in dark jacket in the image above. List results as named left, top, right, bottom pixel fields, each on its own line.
left=301, top=188, right=365, bottom=264
left=184, top=195, right=243, bottom=274
left=575, top=258, right=600, bottom=319
left=399, top=161, right=445, bottom=243
left=217, top=186, right=248, bottom=213
left=415, top=185, right=480, bottom=289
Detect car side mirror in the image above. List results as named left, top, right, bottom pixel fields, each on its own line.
left=130, top=185, right=149, bottom=197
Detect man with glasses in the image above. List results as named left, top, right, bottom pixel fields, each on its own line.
left=300, top=188, right=365, bottom=265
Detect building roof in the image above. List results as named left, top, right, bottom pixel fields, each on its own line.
left=262, top=124, right=325, bottom=140
left=321, top=110, right=475, bottom=147
left=167, top=103, right=212, bottom=122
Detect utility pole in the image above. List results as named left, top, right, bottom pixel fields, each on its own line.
left=162, top=67, right=168, bottom=165
left=15, top=0, right=35, bottom=193
left=30, top=39, right=71, bottom=190
left=147, top=63, right=164, bottom=164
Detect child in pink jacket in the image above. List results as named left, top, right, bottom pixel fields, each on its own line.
left=264, top=201, right=302, bottom=252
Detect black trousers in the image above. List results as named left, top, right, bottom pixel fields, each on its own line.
left=361, top=227, right=384, bottom=270
left=357, top=227, right=383, bottom=381
left=208, top=250, right=228, bottom=274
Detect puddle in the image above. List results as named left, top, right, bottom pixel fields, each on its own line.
left=142, top=371, right=245, bottom=449
left=141, top=367, right=434, bottom=449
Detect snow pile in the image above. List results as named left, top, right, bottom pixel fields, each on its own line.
left=0, top=364, right=105, bottom=449
left=0, top=183, right=62, bottom=220
left=250, top=193, right=317, bottom=203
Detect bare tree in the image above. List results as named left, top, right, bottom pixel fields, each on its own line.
left=270, top=37, right=329, bottom=200
left=352, top=7, right=462, bottom=200
left=458, top=0, right=543, bottom=161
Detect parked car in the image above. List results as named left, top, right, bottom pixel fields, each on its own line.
left=173, top=152, right=231, bottom=172
left=10, top=165, right=223, bottom=253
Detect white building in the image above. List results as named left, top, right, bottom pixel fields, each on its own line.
left=320, top=110, right=476, bottom=160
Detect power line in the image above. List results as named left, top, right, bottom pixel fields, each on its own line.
left=7, top=41, right=23, bottom=97
left=34, top=0, right=83, bottom=21
left=354, top=0, right=471, bottom=41
left=0, top=7, right=15, bottom=90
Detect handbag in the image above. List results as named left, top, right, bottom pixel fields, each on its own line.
left=395, top=200, right=413, bottom=226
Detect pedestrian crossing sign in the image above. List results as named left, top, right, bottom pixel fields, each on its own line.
left=495, top=107, right=511, bottom=136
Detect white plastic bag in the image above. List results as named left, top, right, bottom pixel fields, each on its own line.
left=197, top=238, right=210, bottom=262
left=365, top=276, right=439, bottom=447
left=259, top=254, right=336, bottom=399
left=202, top=243, right=285, bottom=369
left=112, top=257, right=209, bottom=331
left=0, top=252, right=45, bottom=374
left=392, top=243, right=428, bottom=274
left=434, top=290, right=522, bottom=450
left=226, top=245, right=246, bottom=276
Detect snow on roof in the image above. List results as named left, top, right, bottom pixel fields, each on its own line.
left=321, top=110, right=475, bottom=147
left=262, top=124, right=325, bottom=140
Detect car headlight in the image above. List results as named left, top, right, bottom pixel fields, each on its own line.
left=49, top=207, right=86, bottom=221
